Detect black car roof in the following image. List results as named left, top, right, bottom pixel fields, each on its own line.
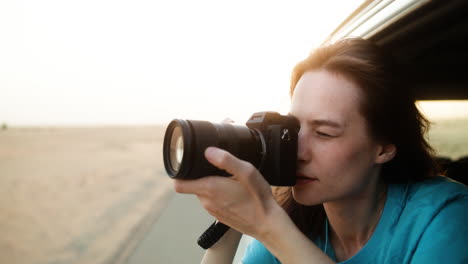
left=324, top=0, right=468, bottom=100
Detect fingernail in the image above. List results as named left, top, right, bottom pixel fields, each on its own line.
left=205, top=147, right=220, bottom=163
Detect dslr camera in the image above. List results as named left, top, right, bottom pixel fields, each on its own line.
left=163, top=111, right=299, bottom=186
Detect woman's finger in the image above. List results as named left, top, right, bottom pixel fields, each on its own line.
left=204, top=146, right=271, bottom=198
left=174, top=176, right=219, bottom=196
left=221, top=117, right=235, bottom=123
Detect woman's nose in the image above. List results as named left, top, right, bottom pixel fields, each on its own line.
left=297, top=129, right=309, bottom=163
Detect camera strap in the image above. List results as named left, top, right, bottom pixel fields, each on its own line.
left=197, top=220, right=230, bottom=249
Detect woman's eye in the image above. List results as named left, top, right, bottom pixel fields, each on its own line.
left=316, top=131, right=333, bottom=137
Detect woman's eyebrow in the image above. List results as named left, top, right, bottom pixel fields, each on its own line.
left=287, top=113, right=344, bottom=128
left=308, top=119, right=343, bottom=128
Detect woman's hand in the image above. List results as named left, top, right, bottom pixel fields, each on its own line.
left=175, top=146, right=335, bottom=264
left=174, top=146, right=280, bottom=238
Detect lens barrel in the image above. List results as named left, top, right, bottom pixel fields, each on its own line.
left=163, top=119, right=263, bottom=180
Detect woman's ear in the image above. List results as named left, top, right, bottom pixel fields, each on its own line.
left=375, top=144, right=397, bottom=164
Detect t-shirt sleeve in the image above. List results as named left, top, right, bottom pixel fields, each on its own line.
left=241, top=239, right=279, bottom=264
left=410, top=195, right=468, bottom=263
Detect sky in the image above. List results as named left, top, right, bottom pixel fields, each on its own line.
left=1, top=0, right=365, bottom=126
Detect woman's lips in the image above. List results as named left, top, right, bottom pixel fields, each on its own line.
left=295, top=173, right=318, bottom=186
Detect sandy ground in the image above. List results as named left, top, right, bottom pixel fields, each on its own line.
left=0, top=126, right=173, bottom=264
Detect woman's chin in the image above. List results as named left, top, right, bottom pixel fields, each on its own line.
left=291, top=187, right=322, bottom=206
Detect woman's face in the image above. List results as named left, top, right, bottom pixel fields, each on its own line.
left=290, top=70, right=387, bottom=206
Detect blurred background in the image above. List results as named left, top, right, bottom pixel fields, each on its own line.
left=1, top=0, right=467, bottom=264
left=1, top=0, right=362, bottom=126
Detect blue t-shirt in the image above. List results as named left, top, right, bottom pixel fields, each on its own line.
left=242, top=176, right=468, bottom=263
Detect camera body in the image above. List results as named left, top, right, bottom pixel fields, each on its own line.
left=163, top=111, right=300, bottom=186
left=245, top=112, right=299, bottom=186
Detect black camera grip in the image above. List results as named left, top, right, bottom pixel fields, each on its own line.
left=197, top=221, right=230, bottom=249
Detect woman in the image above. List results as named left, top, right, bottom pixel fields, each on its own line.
left=174, top=38, right=468, bottom=263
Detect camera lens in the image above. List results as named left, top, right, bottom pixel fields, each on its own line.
left=163, top=119, right=263, bottom=180
left=169, top=126, right=184, bottom=172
